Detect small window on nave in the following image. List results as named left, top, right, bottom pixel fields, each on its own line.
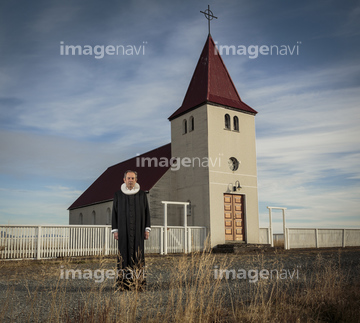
left=189, top=116, right=194, bottom=132
left=106, top=208, right=111, bottom=225
left=92, top=211, right=96, bottom=225
left=183, top=119, right=187, bottom=134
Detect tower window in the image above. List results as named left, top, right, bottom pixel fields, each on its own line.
left=225, top=114, right=230, bottom=130
left=183, top=119, right=187, bottom=134
left=233, top=116, right=239, bottom=131
left=189, top=116, right=194, bottom=132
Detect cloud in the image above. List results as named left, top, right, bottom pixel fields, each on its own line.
left=254, top=62, right=360, bottom=232
left=0, top=0, right=359, bottom=230
left=0, top=186, right=82, bottom=225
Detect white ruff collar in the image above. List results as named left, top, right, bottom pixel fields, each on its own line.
left=121, top=183, right=140, bottom=195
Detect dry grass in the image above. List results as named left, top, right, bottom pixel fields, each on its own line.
left=233, top=252, right=360, bottom=322
left=0, top=249, right=359, bottom=322
left=273, top=239, right=284, bottom=248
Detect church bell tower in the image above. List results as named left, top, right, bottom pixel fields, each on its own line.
left=168, top=33, right=260, bottom=246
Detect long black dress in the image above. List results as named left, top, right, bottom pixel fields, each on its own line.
left=111, top=188, right=150, bottom=283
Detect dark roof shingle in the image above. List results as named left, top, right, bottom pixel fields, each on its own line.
left=68, top=143, right=171, bottom=210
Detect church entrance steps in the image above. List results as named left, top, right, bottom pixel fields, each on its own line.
left=212, top=243, right=274, bottom=254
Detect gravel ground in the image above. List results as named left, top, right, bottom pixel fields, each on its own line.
left=1, top=247, right=360, bottom=322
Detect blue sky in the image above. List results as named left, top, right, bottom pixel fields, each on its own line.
left=0, top=0, right=359, bottom=232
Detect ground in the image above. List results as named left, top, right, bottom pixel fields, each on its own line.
left=1, top=247, right=360, bottom=322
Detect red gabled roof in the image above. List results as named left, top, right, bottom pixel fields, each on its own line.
left=68, top=143, right=171, bottom=210
left=169, top=34, right=257, bottom=120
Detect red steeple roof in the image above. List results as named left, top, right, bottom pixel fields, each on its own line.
left=169, top=34, right=257, bottom=120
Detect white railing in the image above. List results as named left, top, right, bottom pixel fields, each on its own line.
left=0, top=225, right=207, bottom=260
left=287, top=228, right=360, bottom=249
left=259, top=228, right=360, bottom=249
left=143, top=226, right=207, bottom=254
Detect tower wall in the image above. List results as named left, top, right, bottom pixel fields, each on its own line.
left=170, top=103, right=259, bottom=247
left=169, top=104, right=211, bottom=230
left=207, top=104, right=259, bottom=245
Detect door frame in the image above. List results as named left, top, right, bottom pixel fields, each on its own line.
left=223, top=193, right=246, bottom=242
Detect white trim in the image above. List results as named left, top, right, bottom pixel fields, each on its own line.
left=161, top=201, right=190, bottom=255
left=267, top=207, right=287, bottom=249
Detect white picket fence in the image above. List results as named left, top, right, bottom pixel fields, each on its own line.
left=0, top=225, right=207, bottom=260
left=259, top=227, right=360, bottom=249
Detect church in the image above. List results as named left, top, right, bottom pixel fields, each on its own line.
left=68, top=32, right=260, bottom=247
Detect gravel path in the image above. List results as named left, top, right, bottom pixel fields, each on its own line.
left=1, top=247, right=359, bottom=322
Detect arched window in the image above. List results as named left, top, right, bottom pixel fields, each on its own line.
left=183, top=119, right=187, bottom=134
left=233, top=116, right=239, bottom=131
left=106, top=208, right=111, bottom=225
left=79, top=213, right=83, bottom=225
left=189, top=116, right=194, bottom=132
left=92, top=211, right=96, bottom=225
left=225, top=114, right=230, bottom=130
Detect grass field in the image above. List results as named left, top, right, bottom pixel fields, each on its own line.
left=1, top=247, right=359, bottom=322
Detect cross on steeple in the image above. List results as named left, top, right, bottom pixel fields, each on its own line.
left=200, top=5, right=218, bottom=35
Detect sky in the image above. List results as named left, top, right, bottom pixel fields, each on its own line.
left=0, top=0, right=359, bottom=232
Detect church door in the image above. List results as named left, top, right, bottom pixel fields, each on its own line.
left=224, top=194, right=245, bottom=241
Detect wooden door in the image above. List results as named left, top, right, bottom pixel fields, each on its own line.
left=224, top=194, right=245, bottom=241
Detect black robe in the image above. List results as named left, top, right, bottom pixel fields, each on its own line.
left=111, top=189, right=150, bottom=270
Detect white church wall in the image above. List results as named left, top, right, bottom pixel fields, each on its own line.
left=69, top=201, right=113, bottom=225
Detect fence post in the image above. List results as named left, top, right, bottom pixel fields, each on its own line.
left=188, top=227, right=192, bottom=253
left=315, top=228, right=319, bottom=248
left=287, top=228, right=290, bottom=249
left=164, top=203, right=168, bottom=255
left=37, top=226, right=42, bottom=260
left=282, top=208, right=287, bottom=250
left=342, top=229, right=346, bottom=248
left=160, top=227, right=164, bottom=255
left=184, top=204, right=187, bottom=253
left=268, top=208, right=273, bottom=247
left=104, top=227, right=109, bottom=256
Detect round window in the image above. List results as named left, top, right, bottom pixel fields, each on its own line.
left=228, top=157, right=239, bottom=171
